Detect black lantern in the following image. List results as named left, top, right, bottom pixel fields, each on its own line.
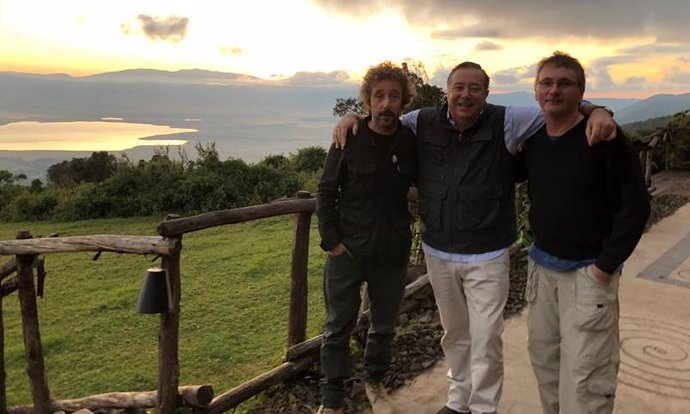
left=136, top=268, right=172, bottom=314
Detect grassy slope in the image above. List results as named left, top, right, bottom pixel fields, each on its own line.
left=0, top=215, right=327, bottom=406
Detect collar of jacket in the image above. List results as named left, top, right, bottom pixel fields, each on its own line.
left=442, top=102, right=488, bottom=133
left=359, top=115, right=401, bottom=148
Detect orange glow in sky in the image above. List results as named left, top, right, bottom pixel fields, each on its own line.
left=1, top=1, right=689, bottom=98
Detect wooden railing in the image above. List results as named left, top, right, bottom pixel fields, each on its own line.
left=634, top=124, right=690, bottom=190
left=0, top=191, right=430, bottom=414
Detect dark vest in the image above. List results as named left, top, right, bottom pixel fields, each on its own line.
left=416, top=103, right=517, bottom=253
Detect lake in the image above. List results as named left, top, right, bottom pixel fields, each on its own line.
left=0, top=120, right=194, bottom=151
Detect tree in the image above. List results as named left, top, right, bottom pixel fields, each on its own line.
left=0, top=170, right=26, bottom=184
left=291, top=146, right=327, bottom=172
left=333, top=97, right=365, bottom=117
left=259, top=154, right=290, bottom=169
left=30, top=179, right=43, bottom=193
left=402, top=61, right=447, bottom=111
left=47, top=151, right=117, bottom=186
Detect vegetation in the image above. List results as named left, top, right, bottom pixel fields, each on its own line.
left=0, top=144, right=327, bottom=223
left=0, top=215, right=328, bottom=407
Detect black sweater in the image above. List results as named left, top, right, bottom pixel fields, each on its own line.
left=520, top=117, right=650, bottom=274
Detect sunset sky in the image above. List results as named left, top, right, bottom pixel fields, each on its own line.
left=2, top=0, right=690, bottom=98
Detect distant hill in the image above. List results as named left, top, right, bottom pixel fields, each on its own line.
left=621, top=114, right=677, bottom=137
left=80, top=68, right=262, bottom=85
left=616, top=93, right=690, bottom=124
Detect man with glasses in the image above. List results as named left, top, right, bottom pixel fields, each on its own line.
left=519, top=51, right=649, bottom=414
left=333, top=61, right=616, bottom=414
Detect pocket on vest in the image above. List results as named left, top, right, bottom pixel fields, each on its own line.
left=455, top=184, right=503, bottom=230
left=418, top=180, right=447, bottom=232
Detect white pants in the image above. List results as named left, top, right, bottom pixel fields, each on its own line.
left=426, top=251, right=510, bottom=414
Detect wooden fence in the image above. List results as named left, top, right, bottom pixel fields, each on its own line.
left=0, top=191, right=431, bottom=414
left=634, top=124, right=690, bottom=190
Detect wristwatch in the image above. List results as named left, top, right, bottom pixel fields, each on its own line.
left=592, top=105, right=615, bottom=117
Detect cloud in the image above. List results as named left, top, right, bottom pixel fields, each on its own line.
left=432, top=27, right=504, bottom=39
left=475, top=41, right=503, bottom=52
left=624, top=76, right=646, bottom=85
left=429, top=65, right=451, bottom=87
left=313, top=0, right=690, bottom=42
left=616, top=44, right=690, bottom=55
left=282, top=71, right=353, bottom=86
left=663, top=68, right=690, bottom=84
left=587, top=61, right=617, bottom=90
left=219, top=47, right=244, bottom=56
left=492, top=64, right=536, bottom=85
left=134, top=15, right=189, bottom=43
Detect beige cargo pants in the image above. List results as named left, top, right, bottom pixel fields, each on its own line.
left=526, top=258, right=620, bottom=414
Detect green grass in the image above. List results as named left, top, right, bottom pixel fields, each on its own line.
left=0, top=215, right=327, bottom=407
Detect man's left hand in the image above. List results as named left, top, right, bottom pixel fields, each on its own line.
left=590, top=264, right=614, bottom=285
left=586, top=108, right=617, bottom=146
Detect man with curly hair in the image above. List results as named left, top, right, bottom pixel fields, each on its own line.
left=315, top=61, right=417, bottom=414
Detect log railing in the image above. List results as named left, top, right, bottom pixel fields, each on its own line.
left=3, top=190, right=429, bottom=414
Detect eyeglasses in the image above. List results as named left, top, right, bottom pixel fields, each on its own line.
left=536, top=79, right=579, bottom=89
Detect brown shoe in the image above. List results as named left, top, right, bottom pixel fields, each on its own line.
left=316, top=405, right=344, bottom=414
left=365, top=382, right=395, bottom=414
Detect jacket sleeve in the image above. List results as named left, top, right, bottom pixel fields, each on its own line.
left=595, top=130, right=651, bottom=274
left=316, top=143, right=344, bottom=251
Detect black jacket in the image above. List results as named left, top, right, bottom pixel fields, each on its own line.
left=316, top=117, right=417, bottom=261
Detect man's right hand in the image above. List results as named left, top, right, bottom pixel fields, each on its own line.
left=329, top=243, right=352, bottom=257
left=332, top=114, right=361, bottom=149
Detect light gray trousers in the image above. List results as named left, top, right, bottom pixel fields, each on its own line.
left=526, top=259, right=620, bottom=414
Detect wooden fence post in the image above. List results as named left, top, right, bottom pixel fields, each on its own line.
left=1, top=293, right=6, bottom=414
left=16, top=231, right=52, bottom=413
left=287, top=191, right=312, bottom=347
left=644, top=149, right=653, bottom=189
left=0, top=258, right=13, bottom=413
left=158, top=216, right=182, bottom=414
left=664, top=132, right=670, bottom=171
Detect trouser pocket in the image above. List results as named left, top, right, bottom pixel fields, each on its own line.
left=575, top=358, right=618, bottom=414
left=575, top=265, right=618, bottom=332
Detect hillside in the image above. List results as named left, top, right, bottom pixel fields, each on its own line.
left=616, top=92, right=690, bottom=124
